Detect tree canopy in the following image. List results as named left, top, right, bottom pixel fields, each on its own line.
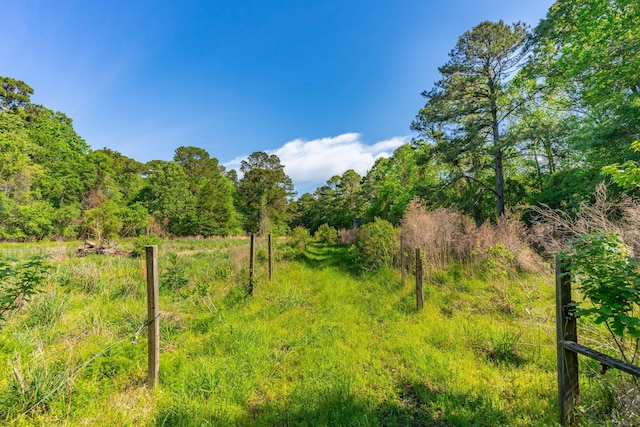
left=0, top=1, right=638, bottom=240
left=411, top=20, right=530, bottom=220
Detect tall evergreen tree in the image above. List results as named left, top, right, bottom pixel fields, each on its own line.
left=412, top=20, right=530, bottom=219
left=0, top=77, right=33, bottom=111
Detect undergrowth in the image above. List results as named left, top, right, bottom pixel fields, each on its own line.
left=0, top=238, right=574, bottom=426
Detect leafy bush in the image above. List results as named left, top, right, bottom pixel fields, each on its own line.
left=289, top=226, right=311, bottom=252
left=0, top=256, right=50, bottom=327
left=256, top=248, right=268, bottom=261
left=314, top=223, right=337, bottom=244
left=131, top=234, right=162, bottom=257
left=161, top=253, right=188, bottom=290
left=353, top=218, right=398, bottom=271
left=567, top=232, right=640, bottom=339
left=482, top=244, right=515, bottom=279
left=276, top=245, right=298, bottom=260
left=213, top=265, right=232, bottom=280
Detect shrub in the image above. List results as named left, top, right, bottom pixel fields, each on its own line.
left=0, top=256, right=50, bottom=327
left=354, top=218, right=398, bottom=271
left=289, top=226, right=311, bottom=252
left=481, top=244, right=516, bottom=279
left=161, top=253, right=188, bottom=290
left=400, top=198, right=474, bottom=269
left=131, top=234, right=162, bottom=258
left=567, top=232, right=640, bottom=340
left=399, top=197, right=544, bottom=273
left=276, top=245, right=298, bottom=260
left=529, top=183, right=640, bottom=257
left=314, top=223, right=337, bottom=244
left=256, top=248, right=268, bottom=261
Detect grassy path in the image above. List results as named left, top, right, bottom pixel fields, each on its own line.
left=0, top=241, right=559, bottom=426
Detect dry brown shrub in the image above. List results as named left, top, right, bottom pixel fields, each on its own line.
left=472, top=216, right=545, bottom=274
left=337, top=228, right=357, bottom=245
left=528, top=183, right=640, bottom=256
left=400, top=198, right=473, bottom=269
left=145, top=218, right=168, bottom=238
left=400, top=197, right=545, bottom=273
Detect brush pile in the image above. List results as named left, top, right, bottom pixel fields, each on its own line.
left=76, top=240, right=130, bottom=257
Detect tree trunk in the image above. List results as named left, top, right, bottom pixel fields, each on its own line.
left=495, top=148, right=505, bottom=218
left=543, top=137, right=556, bottom=174
left=532, top=146, right=544, bottom=191
left=491, top=97, right=505, bottom=219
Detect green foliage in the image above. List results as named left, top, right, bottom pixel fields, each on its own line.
left=299, top=170, right=365, bottom=231
left=276, top=244, right=298, bottom=260
left=1, top=354, right=67, bottom=419
left=602, top=140, right=640, bottom=189
left=82, top=198, right=123, bottom=241
left=353, top=218, right=398, bottom=271
left=0, top=76, right=33, bottom=111
left=144, top=162, right=197, bottom=236
left=0, top=239, right=573, bottom=426
left=213, top=264, right=232, bottom=280
left=361, top=145, right=431, bottom=225
left=131, top=234, right=162, bottom=258
left=411, top=20, right=530, bottom=219
left=486, top=329, right=523, bottom=365
left=566, top=232, right=640, bottom=338
left=238, top=151, right=294, bottom=234
left=120, top=202, right=149, bottom=237
left=288, top=226, right=311, bottom=252
left=0, top=255, right=50, bottom=326
left=314, top=223, right=337, bottom=244
left=532, top=0, right=640, bottom=203
left=162, top=253, right=189, bottom=290
left=482, top=244, right=516, bottom=279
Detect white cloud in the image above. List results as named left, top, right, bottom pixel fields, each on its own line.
left=224, top=133, right=410, bottom=195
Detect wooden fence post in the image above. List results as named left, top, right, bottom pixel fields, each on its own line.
left=556, top=254, right=579, bottom=426
left=145, top=245, right=160, bottom=389
left=415, top=248, right=424, bottom=311
left=400, top=235, right=406, bottom=285
left=249, top=233, right=256, bottom=295
left=268, top=233, right=273, bottom=281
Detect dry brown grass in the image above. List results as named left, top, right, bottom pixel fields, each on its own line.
left=337, top=228, right=357, bottom=245
left=528, top=183, right=640, bottom=257
left=400, top=197, right=545, bottom=273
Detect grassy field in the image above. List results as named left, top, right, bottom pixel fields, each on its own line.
left=0, top=238, right=575, bottom=425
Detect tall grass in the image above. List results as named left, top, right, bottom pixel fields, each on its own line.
left=399, top=197, right=546, bottom=275
left=0, top=237, right=565, bottom=426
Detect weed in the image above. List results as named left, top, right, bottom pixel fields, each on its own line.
left=161, top=253, right=188, bottom=291
left=289, top=226, right=311, bottom=252
left=486, top=329, right=523, bottom=365
left=131, top=234, right=162, bottom=258
left=0, top=352, right=69, bottom=421
left=23, top=290, right=68, bottom=329
left=0, top=238, right=564, bottom=426
left=256, top=248, right=268, bottom=262
left=0, top=255, right=50, bottom=327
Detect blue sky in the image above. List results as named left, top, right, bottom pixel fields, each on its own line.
left=3, top=0, right=554, bottom=194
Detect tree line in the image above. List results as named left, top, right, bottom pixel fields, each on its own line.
left=1, top=0, right=638, bottom=241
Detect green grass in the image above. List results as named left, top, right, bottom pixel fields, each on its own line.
left=0, top=239, right=571, bottom=425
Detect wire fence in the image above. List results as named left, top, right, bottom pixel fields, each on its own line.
left=4, top=313, right=160, bottom=425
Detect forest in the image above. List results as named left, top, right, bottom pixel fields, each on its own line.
left=0, top=0, right=638, bottom=242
